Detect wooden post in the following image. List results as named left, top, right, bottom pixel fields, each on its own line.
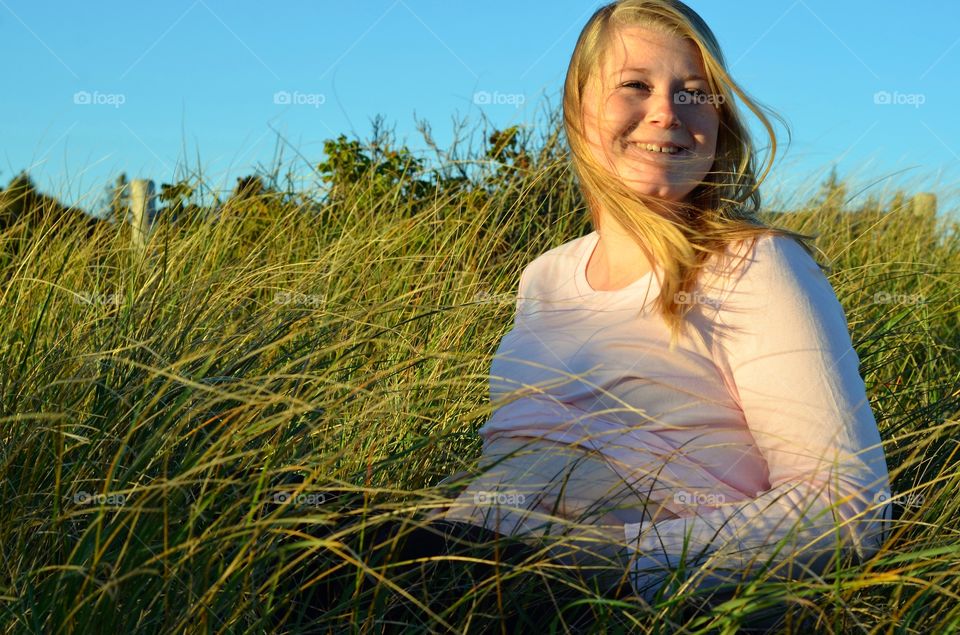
left=129, top=179, right=155, bottom=251
left=910, top=192, right=938, bottom=244
left=911, top=192, right=937, bottom=219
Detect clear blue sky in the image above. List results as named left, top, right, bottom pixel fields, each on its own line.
left=2, top=0, right=958, bottom=213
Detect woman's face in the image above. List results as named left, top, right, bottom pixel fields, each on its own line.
left=581, top=25, right=721, bottom=203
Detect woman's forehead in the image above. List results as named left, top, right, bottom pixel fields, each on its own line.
left=597, top=26, right=706, bottom=81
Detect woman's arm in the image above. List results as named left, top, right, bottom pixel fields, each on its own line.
left=623, top=234, right=893, bottom=601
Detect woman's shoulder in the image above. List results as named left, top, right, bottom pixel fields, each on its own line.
left=519, top=231, right=595, bottom=290
left=699, top=232, right=843, bottom=337
left=527, top=230, right=594, bottom=266
left=709, top=232, right=824, bottom=289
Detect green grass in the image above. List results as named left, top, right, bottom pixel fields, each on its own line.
left=1, top=120, right=958, bottom=634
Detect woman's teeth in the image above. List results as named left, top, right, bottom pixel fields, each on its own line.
left=634, top=143, right=683, bottom=154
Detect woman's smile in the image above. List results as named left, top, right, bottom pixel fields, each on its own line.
left=624, top=141, right=692, bottom=161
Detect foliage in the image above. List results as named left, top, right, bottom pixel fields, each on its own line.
left=0, top=112, right=958, bottom=633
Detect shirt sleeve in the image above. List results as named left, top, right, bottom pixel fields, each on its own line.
left=622, top=234, right=893, bottom=601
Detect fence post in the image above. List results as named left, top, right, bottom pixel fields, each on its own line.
left=129, top=179, right=155, bottom=251
left=911, top=192, right=937, bottom=219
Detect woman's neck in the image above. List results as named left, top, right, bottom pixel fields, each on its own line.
left=589, top=214, right=655, bottom=290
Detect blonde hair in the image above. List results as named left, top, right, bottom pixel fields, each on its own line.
left=563, top=0, right=827, bottom=349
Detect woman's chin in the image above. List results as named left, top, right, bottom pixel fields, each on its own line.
left=622, top=186, right=694, bottom=209
left=616, top=178, right=691, bottom=202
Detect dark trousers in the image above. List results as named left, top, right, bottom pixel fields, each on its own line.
left=273, top=511, right=620, bottom=633
left=264, top=497, right=795, bottom=634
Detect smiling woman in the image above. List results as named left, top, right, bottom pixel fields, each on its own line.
left=309, top=0, right=894, bottom=623
left=432, top=0, right=893, bottom=611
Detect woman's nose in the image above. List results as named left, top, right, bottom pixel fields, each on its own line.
left=644, top=93, right=682, bottom=129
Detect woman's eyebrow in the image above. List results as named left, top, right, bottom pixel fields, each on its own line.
left=617, top=66, right=706, bottom=81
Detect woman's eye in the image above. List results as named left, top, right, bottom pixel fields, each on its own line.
left=622, top=83, right=708, bottom=99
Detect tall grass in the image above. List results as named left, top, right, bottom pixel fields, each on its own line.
left=1, top=112, right=958, bottom=634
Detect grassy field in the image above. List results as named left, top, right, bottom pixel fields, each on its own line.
left=1, top=122, right=958, bottom=633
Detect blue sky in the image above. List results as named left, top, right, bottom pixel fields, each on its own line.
left=1, top=0, right=958, bottom=212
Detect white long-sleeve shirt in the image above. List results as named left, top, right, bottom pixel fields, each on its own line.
left=476, top=229, right=892, bottom=599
